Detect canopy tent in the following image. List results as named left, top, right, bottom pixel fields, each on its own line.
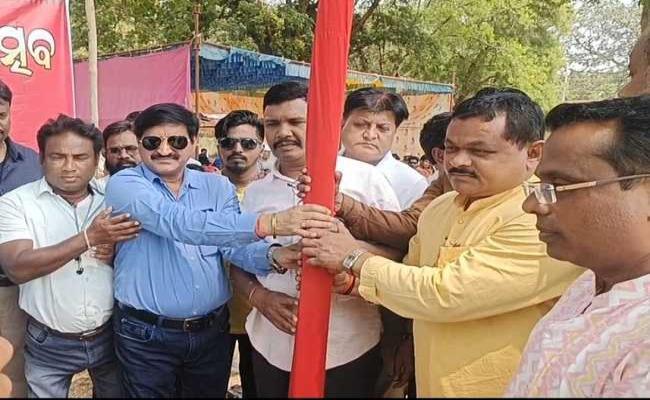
left=74, top=41, right=453, bottom=158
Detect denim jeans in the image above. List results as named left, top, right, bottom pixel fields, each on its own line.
left=23, top=318, right=121, bottom=398
left=113, top=305, right=231, bottom=398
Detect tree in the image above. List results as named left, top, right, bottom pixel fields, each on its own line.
left=70, top=0, right=571, bottom=109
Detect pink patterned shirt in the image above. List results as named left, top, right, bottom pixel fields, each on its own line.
left=506, top=270, right=650, bottom=397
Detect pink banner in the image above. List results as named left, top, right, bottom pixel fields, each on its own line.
left=74, top=45, right=191, bottom=129
left=0, top=0, right=75, bottom=150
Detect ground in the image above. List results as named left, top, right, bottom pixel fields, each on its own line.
left=68, top=348, right=242, bottom=397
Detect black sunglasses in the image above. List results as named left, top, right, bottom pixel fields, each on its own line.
left=141, top=136, right=189, bottom=151
left=218, top=137, right=261, bottom=151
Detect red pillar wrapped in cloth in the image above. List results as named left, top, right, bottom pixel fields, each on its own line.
left=288, top=0, right=354, bottom=397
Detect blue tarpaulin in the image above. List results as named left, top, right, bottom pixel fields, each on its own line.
left=193, top=42, right=452, bottom=94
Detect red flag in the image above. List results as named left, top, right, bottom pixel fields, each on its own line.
left=0, top=0, right=75, bottom=150
left=289, top=0, right=354, bottom=397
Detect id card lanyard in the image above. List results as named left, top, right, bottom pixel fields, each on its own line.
left=73, top=194, right=97, bottom=275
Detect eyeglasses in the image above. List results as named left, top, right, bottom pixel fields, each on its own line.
left=522, top=174, right=650, bottom=204
left=140, top=136, right=189, bottom=151
left=218, top=137, right=261, bottom=151
left=108, top=145, right=139, bottom=156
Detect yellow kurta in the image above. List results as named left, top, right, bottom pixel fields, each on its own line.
left=358, top=185, right=584, bottom=397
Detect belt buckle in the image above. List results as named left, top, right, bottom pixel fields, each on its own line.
left=182, top=318, right=203, bottom=332
left=78, top=327, right=100, bottom=340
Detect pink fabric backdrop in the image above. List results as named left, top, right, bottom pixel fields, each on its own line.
left=74, top=45, right=190, bottom=129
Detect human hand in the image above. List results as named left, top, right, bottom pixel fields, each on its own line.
left=273, top=243, right=302, bottom=270
left=301, top=220, right=359, bottom=273
left=91, top=244, right=115, bottom=265
left=296, top=168, right=343, bottom=213
left=391, top=335, right=415, bottom=389
left=332, top=271, right=357, bottom=296
left=250, top=287, right=298, bottom=335
left=260, top=205, right=336, bottom=238
left=0, top=336, right=13, bottom=397
left=86, top=207, right=140, bottom=246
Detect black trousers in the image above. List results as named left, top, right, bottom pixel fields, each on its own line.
left=228, top=334, right=257, bottom=398
left=251, top=345, right=381, bottom=398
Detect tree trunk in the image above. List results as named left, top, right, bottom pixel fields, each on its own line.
left=85, top=0, right=99, bottom=126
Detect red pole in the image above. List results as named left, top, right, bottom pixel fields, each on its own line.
left=288, top=0, right=354, bottom=397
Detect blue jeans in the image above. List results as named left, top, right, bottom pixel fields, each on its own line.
left=24, top=318, right=121, bottom=398
left=113, top=305, right=231, bottom=398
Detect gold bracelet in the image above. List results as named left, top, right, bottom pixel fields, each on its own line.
left=271, top=213, right=277, bottom=239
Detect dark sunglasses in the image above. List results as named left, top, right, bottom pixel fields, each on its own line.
left=141, top=136, right=189, bottom=151
left=218, top=137, right=261, bottom=151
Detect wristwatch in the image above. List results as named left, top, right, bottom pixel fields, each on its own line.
left=342, top=248, right=368, bottom=272
left=266, top=244, right=287, bottom=274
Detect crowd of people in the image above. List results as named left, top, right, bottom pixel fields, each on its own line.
left=0, top=76, right=648, bottom=398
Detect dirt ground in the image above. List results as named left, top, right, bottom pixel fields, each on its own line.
left=68, top=348, right=242, bottom=397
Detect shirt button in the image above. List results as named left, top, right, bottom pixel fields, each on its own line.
left=458, top=219, right=464, bottom=224
left=195, top=285, right=199, bottom=290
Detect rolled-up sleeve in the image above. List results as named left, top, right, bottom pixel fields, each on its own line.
left=106, top=172, right=259, bottom=247
left=358, top=215, right=583, bottom=323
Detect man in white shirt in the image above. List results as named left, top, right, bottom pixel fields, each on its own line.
left=0, top=115, right=140, bottom=398
left=340, top=88, right=428, bottom=210
left=230, top=82, right=400, bottom=397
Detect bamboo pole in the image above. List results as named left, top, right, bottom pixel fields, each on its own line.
left=85, top=0, right=99, bottom=126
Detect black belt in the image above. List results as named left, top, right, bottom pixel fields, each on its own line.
left=117, top=302, right=224, bottom=333
left=29, top=317, right=111, bottom=341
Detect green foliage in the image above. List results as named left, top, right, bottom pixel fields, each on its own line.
left=70, top=0, right=572, bottom=109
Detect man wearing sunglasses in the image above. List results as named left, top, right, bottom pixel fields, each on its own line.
left=104, top=103, right=334, bottom=398
left=507, top=96, right=650, bottom=397
left=300, top=88, right=584, bottom=397
left=214, top=110, right=265, bottom=398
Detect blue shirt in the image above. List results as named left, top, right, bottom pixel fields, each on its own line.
left=0, top=139, right=42, bottom=283
left=105, top=164, right=272, bottom=318
left=0, top=139, right=42, bottom=196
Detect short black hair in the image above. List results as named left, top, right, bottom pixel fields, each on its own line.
left=214, top=110, right=264, bottom=141
left=102, top=120, right=135, bottom=145
left=546, top=95, right=650, bottom=189
left=125, top=111, right=141, bottom=121
left=263, top=81, right=308, bottom=109
left=343, top=88, right=410, bottom=127
left=419, top=112, right=452, bottom=162
left=37, top=114, right=102, bottom=158
left=452, top=87, right=545, bottom=148
left=134, top=103, right=198, bottom=140
left=0, top=79, right=12, bottom=104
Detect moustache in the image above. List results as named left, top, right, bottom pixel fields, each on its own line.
left=273, top=139, right=301, bottom=150
left=448, top=168, right=477, bottom=177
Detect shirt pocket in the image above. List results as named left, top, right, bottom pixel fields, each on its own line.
left=440, top=345, right=521, bottom=397
left=437, top=245, right=469, bottom=266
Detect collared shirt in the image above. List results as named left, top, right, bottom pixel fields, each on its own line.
left=0, top=139, right=42, bottom=284
left=357, top=185, right=584, bottom=397
left=0, top=178, right=112, bottom=333
left=506, top=270, right=650, bottom=397
left=243, top=155, right=401, bottom=371
left=105, top=164, right=272, bottom=319
left=375, top=151, right=428, bottom=209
